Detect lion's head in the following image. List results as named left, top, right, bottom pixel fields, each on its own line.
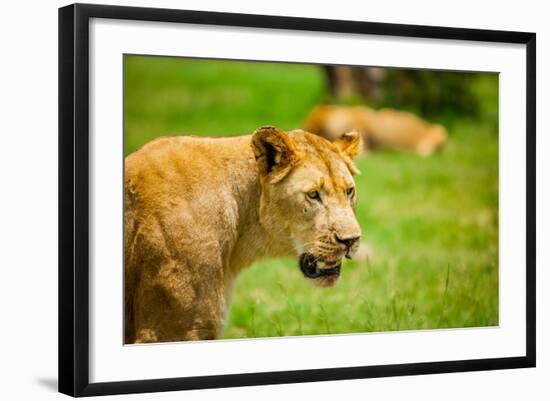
left=251, top=126, right=362, bottom=287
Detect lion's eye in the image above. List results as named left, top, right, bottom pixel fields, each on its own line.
left=347, top=187, right=355, bottom=198
left=307, top=190, right=321, bottom=201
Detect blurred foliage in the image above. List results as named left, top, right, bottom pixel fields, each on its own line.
left=333, top=68, right=499, bottom=130
left=124, top=55, right=499, bottom=339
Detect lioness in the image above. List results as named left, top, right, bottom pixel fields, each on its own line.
left=124, top=126, right=362, bottom=343
left=303, top=105, right=447, bottom=156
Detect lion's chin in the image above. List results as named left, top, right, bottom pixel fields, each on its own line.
left=299, top=253, right=341, bottom=287
left=310, top=274, right=340, bottom=288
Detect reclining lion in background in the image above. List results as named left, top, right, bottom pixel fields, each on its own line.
left=303, top=105, right=447, bottom=156
left=124, top=126, right=362, bottom=343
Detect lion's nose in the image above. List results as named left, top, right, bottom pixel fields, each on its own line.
left=335, top=233, right=360, bottom=249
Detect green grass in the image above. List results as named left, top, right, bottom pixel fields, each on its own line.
left=124, top=55, right=499, bottom=339
left=124, top=56, right=327, bottom=155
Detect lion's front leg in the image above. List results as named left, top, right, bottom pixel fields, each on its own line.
left=131, top=259, right=228, bottom=343
left=134, top=328, right=159, bottom=343
left=133, top=327, right=217, bottom=343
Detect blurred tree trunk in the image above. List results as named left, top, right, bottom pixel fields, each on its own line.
left=324, top=66, right=386, bottom=101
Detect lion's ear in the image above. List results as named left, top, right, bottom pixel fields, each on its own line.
left=251, top=126, right=301, bottom=183
left=333, top=130, right=362, bottom=159
left=333, top=130, right=361, bottom=175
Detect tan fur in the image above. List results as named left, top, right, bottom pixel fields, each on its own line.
left=303, top=105, right=447, bottom=156
left=124, top=127, right=362, bottom=343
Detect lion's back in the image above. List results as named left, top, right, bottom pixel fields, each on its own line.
left=303, top=105, right=374, bottom=141
left=124, top=134, right=257, bottom=264
left=370, top=109, right=447, bottom=153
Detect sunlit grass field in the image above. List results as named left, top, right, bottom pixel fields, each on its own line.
left=124, top=55, right=499, bottom=339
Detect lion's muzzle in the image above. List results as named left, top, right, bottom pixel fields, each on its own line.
left=299, top=253, right=342, bottom=279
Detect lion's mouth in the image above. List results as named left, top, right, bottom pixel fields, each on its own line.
left=299, top=253, right=342, bottom=279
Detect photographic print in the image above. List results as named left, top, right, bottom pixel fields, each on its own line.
left=59, top=4, right=535, bottom=395
left=123, top=55, right=499, bottom=344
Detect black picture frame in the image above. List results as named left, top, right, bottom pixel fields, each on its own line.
left=59, top=3, right=536, bottom=397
